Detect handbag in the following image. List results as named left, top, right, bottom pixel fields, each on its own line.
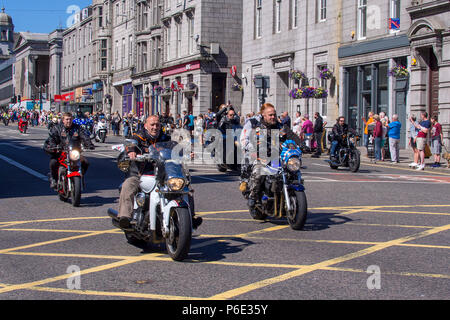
left=424, top=144, right=432, bottom=158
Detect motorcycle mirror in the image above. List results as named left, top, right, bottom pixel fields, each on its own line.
left=125, top=139, right=138, bottom=147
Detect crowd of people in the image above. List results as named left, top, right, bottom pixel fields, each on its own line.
left=1, top=105, right=446, bottom=169
left=362, top=110, right=444, bottom=169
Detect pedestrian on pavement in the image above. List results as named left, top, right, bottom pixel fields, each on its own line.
left=362, top=111, right=374, bottom=154
left=373, top=114, right=383, bottom=161
left=312, top=112, right=324, bottom=158
left=281, top=112, right=291, bottom=128
left=380, top=112, right=389, bottom=161
left=388, top=114, right=401, bottom=163
left=195, top=114, right=205, bottom=146
left=411, top=111, right=431, bottom=171
left=408, top=115, right=420, bottom=168
left=292, top=112, right=302, bottom=136
left=430, top=115, right=443, bottom=168
left=301, top=114, right=314, bottom=149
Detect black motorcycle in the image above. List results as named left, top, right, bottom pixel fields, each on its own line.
left=328, top=133, right=361, bottom=172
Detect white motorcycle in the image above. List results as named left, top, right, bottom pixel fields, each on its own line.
left=108, top=140, right=199, bottom=261
left=94, top=119, right=108, bottom=143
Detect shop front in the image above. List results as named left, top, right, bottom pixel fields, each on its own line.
left=122, top=83, right=133, bottom=116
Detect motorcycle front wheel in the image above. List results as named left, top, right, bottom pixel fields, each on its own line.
left=70, top=176, right=82, bottom=207
left=287, top=191, right=308, bottom=230
left=349, top=150, right=361, bottom=173
left=166, top=207, right=192, bottom=261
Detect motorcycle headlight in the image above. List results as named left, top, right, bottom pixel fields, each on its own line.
left=287, top=157, right=301, bottom=172
left=69, top=150, right=81, bottom=161
left=118, top=160, right=130, bottom=172
left=167, top=178, right=186, bottom=191
left=136, top=192, right=146, bottom=207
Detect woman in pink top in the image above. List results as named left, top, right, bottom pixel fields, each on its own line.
left=301, top=115, right=314, bottom=148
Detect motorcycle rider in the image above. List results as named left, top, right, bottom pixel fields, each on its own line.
left=239, top=103, right=302, bottom=208
left=117, top=115, right=203, bottom=230
left=329, top=116, right=356, bottom=162
left=44, top=112, right=95, bottom=189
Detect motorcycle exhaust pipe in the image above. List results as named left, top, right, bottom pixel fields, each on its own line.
left=107, top=208, right=119, bottom=220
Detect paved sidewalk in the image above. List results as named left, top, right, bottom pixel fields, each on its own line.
left=305, top=146, right=450, bottom=173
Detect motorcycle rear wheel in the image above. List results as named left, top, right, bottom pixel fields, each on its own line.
left=287, top=191, right=308, bottom=230
left=70, top=176, right=82, bottom=207
left=166, top=208, right=192, bottom=261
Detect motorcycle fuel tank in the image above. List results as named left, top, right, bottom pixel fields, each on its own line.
left=140, top=175, right=157, bottom=193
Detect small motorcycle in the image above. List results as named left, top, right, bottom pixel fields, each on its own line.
left=95, top=119, right=108, bottom=143
left=328, top=132, right=361, bottom=172
left=108, top=140, right=197, bottom=261
left=18, top=117, right=28, bottom=134
left=242, top=140, right=308, bottom=230
left=54, top=137, right=84, bottom=207
left=3, top=115, right=9, bottom=126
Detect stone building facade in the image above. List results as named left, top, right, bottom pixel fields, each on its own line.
left=241, top=0, right=341, bottom=126
left=242, top=0, right=450, bottom=149
left=60, top=6, right=96, bottom=113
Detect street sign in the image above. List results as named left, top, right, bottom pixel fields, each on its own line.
left=389, top=18, right=400, bottom=30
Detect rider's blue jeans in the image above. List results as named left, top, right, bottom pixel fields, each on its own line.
left=330, top=140, right=339, bottom=158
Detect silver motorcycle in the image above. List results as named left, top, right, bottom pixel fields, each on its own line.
left=108, top=140, right=197, bottom=261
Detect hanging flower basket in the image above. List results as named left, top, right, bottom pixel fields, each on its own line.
left=232, top=83, right=244, bottom=91
left=319, top=68, right=333, bottom=80
left=289, top=70, right=307, bottom=81
left=314, top=87, right=328, bottom=99
left=289, top=86, right=316, bottom=99
left=389, top=65, right=409, bottom=78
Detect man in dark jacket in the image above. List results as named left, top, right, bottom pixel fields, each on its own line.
left=45, top=112, right=95, bottom=189
left=240, top=103, right=302, bottom=208
left=117, top=115, right=202, bottom=230
left=330, top=116, right=355, bottom=161
left=312, top=112, right=324, bottom=158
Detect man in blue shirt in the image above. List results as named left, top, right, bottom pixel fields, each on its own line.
left=388, top=114, right=402, bottom=163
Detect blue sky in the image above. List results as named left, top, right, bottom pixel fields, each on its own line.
left=4, top=0, right=92, bottom=34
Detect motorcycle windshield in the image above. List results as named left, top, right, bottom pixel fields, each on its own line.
left=148, top=141, right=187, bottom=179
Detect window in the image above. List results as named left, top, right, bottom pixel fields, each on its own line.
left=176, top=20, right=182, bottom=58
left=129, top=35, right=133, bottom=67
left=116, top=3, right=120, bottom=25
left=188, top=15, right=195, bottom=54
left=142, top=42, right=148, bottom=71
left=318, top=65, right=328, bottom=116
left=255, top=0, right=262, bottom=38
left=318, top=0, right=326, bottom=22
left=122, top=38, right=126, bottom=69
left=165, top=25, right=171, bottom=61
left=98, top=6, right=103, bottom=28
left=275, top=0, right=281, bottom=33
left=115, top=40, right=119, bottom=69
left=358, top=0, right=367, bottom=39
left=143, top=2, right=148, bottom=29
left=100, top=39, right=108, bottom=71
left=88, top=54, right=91, bottom=78
left=292, top=0, right=298, bottom=29
left=152, top=0, right=161, bottom=26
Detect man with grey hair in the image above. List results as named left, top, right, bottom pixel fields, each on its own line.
left=388, top=114, right=402, bottom=163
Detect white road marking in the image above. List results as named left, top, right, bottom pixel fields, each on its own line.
left=0, top=153, right=47, bottom=181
